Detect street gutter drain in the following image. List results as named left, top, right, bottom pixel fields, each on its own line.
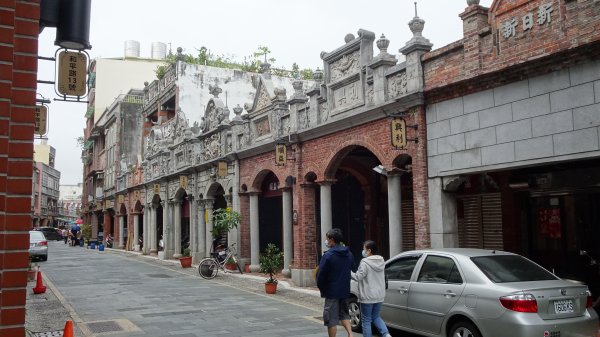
left=86, top=321, right=122, bottom=333
left=32, top=331, right=63, bottom=337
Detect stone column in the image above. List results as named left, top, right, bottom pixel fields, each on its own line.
left=133, top=213, right=140, bottom=252
left=173, top=200, right=182, bottom=258
left=387, top=173, right=403, bottom=257
left=428, top=177, right=458, bottom=248
left=142, top=206, right=148, bottom=254
left=249, top=192, right=260, bottom=272
left=162, top=201, right=172, bottom=259
left=282, top=187, right=293, bottom=277
left=150, top=204, right=158, bottom=254
left=319, top=181, right=333, bottom=254
left=118, top=215, right=125, bottom=249
left=205, top=199, right=214, bottom=257
left=197, top=200, right=206, bottom=259
left=189, top=196, right=198, bottom=262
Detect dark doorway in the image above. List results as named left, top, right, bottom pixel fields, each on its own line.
left=182, top=199, right=190, bottom=252
left=259, top=172, right=283, bottom=253
left=156, top=204, right=163, bottom=250
left=332, top=170, right=365, bottom=269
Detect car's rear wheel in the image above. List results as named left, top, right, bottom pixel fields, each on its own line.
left=348, top=297, right=362, bottom=332
left=449, top=321, right=481, bottom=337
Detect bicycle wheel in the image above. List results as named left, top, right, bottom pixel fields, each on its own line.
left=198, top=258, right=219, bottom=279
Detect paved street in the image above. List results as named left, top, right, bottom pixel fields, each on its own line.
left=30, top=241, right=330, bottom=337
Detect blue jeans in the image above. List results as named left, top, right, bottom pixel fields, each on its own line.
left=361, top=302, right=389, bottom=337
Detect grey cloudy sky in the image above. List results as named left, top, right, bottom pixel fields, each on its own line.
left=36, top=0, right=493, bottom=185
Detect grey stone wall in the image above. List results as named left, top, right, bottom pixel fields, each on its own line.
left=427, top=60, right=600, bottom=177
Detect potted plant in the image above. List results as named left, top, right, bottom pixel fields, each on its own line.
left=27, top=257, right=37, bottom=281
left=179, top=247, right=192, bottom=268
left=259, top=243, right=284, bottom=294
left=224, top=257, right=237, bottom=271
left=210, top=208, right=241, bottom=243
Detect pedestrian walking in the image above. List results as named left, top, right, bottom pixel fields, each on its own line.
left=62, top=229, right=68, bottom=244
left=316, top=228, right=354, bottom=337
left=351, top=240, right=392, bottom=337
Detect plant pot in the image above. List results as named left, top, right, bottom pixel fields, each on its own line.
left=179, top=256, right=193, bottom=268
left=265, top=282, right=278, bottom=294
left=244, top=264, right=251, bottom=273
left=225, top=263, right=237, bottom=271
left=27, top=269, right=36, bottom=281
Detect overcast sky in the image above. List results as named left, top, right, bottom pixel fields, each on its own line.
left=36, top=0, right=494, bottom=185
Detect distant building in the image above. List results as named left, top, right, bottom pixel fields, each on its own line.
left=81, top=44, right=165, bottom=242
left=32, top=143, right=61, bottom=227
left=58, top=183, right=83, bottom=224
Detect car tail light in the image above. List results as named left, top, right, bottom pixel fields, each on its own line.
left=586, top=290, right=593, bottom=308
left=500, top=294, right=538, bottom=312
left=38, top=241, right=47, bottom=246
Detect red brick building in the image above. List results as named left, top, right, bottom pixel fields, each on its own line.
left=237, top=26, right=433, bottom=286
left=0, top=1, right=40, bottom=335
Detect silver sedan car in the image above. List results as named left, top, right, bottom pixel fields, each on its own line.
left=29, top=230, right=48, bottom=261
left=349, top=248, right=599, bottom=337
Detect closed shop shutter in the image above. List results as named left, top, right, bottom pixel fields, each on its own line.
left=402, top=200, right=415, bottom=251
left=458, top=193, right=503, bottom=249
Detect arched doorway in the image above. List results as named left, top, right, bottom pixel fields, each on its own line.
left=259, top=172, right=283, bottom=253
left=152, top=194, right=163, bottom=252
left=327, top=146, right=387, bottom=265
left=134, top=200, right=144, bottom=250
left=174, top=188, right=190, bottom=256
left=207, top=183, right=228, bottom=251
left=119, top=203, right=128, bottom=248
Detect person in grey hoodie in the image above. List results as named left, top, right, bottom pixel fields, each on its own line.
left=351, top=240, right=392, bottom=337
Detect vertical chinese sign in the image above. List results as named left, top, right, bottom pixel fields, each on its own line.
left=34, top=105, right=48, bottom=136
left=57, top=51, right=88, bottom=97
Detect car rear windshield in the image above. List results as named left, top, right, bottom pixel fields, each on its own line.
left=471, top=255, right=558, bottom=283
left=30, top=231, right=45, bottom=240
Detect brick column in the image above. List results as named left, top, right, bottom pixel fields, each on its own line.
left=0, top=2, right=40, bottom=336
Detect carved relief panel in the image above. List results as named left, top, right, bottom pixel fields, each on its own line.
left=254, top=117, right=270, bottom=138
left=330, top=50, right=360, bottom=83
left=388, top=71, right=407, bottom=98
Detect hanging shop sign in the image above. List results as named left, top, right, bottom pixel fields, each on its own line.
left=179, top=175, right=188, bottom=189
left=391, top=118, right=407, bottom=149
left=117, top=195, right=124, bottom=204
left=275, top=144, right=286, bottom=166
left=57, top=50, right=88, bottom=97
left=153, top=184, right=160, bottom=195
left=217, top=161, right=228, bottom=178
left=34, top=105, right=48, bottom=136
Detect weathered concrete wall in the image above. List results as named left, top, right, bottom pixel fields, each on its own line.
left=427, top=60, right=600, bottom=177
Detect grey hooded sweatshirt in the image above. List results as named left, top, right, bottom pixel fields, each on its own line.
left=351, top=255, right=386, bottom=304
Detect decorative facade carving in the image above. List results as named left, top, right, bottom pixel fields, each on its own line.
left=319, top=102, right=329, bottom=122
left=330, top=50, right=360, bottom=82
left=367, top=85, right=374, bottom=105
left=204, top=133, right=221, bottom=160
left=298, top=109, right=310, bottom=130
left=255, top=117, right=270, bottom=138
left=333, top=81, right=361, bottom=109
left=388, top=72, right=408, bottom=98
left=255, top=86, right=271, bottom=111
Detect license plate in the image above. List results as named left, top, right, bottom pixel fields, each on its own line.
left=553, top=299, right=574, bottom=314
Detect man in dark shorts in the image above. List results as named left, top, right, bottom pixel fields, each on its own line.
left=317, top=228, right=354, bottom=337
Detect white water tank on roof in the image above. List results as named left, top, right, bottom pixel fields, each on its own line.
left=151, top=42, right=167, bottom=60
left=124, top=40, right=140, bottom=58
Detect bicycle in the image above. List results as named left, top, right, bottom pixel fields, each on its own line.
left=198, top=242, right=243, bottom=279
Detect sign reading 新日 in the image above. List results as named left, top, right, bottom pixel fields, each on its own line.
left=57, top=51, right=87, bottom=96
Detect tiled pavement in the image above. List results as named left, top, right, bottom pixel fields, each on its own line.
left=27, top=241, right=331, bottom=337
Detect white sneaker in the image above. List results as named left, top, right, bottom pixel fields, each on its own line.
left=383, top=334, right=393, bottom=337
